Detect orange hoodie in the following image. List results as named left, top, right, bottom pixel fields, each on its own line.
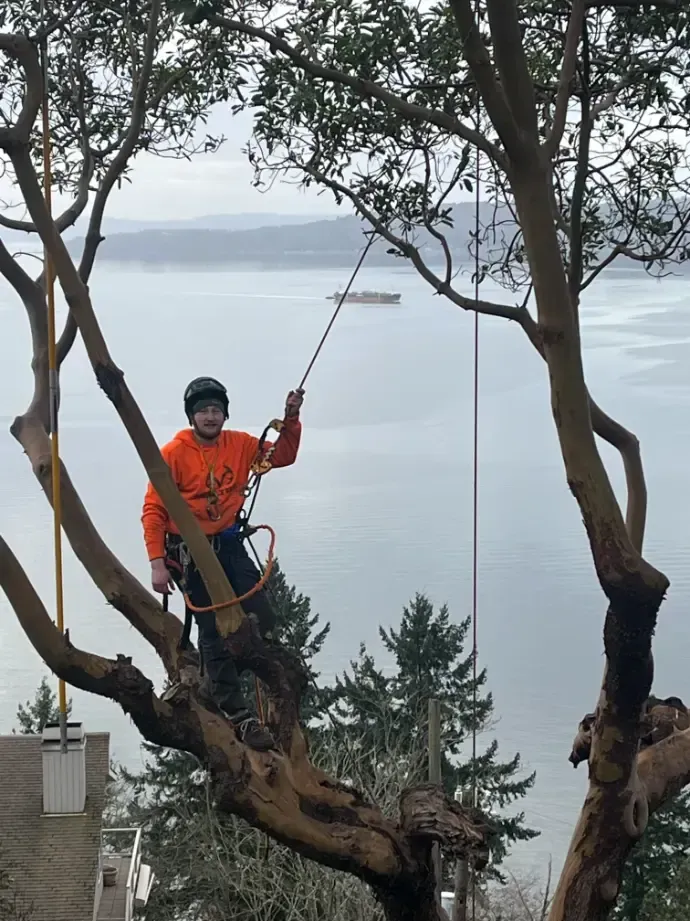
left=141, top=417, right=301, bottom=561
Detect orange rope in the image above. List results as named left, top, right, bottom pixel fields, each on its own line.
left=181, top=525, right=276, bottom=614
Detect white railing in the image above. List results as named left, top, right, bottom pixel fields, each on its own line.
left=101, top=827, right=143, bottom=921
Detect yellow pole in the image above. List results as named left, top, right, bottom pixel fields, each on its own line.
left=39, top=25, right=68, bottom=750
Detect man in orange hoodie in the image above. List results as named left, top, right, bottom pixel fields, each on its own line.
left=142, top=376, right=303, bottom=751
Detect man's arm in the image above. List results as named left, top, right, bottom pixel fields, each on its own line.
left=267, top=415, right=302, bottom=468
left=141, top=444, right=174, bottom=561
left=266, top=389, right=304, bottom=469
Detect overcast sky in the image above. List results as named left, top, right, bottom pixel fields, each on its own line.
left=0, top=106, right=343, bottom=221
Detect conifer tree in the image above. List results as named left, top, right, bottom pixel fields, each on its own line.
left=15, top=676, right=72, bottom=734
left=613, top=793, right=690, bottom=921
left=329, top=594, right=538, bottom=873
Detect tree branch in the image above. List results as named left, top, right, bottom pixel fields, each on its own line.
left=0, top=146, right=93, bottom=235
left=0, top=234, right=41, bottom=305
left=544, top=0, right=586, bottom=157
left=568, top=31, right=592, bottom=300
left=32, top=0, right=86, bottom=42
left=0, top=21, right=243, bottom=635
left=484, top=0, right=539, bottom=138
left=206, top=13, right=504, bottom=165
left=10, top=414, right=188, bottom=673
left=0, top=35, right=42, bottom=146
left=300, top=159, right=648, bottom=556
left=0, top=532, right=196, bottom=752
left=301, top=160, right=525, bottom=323
left=585, top=0, right=681, bottom=7
left=81, top=2, right=163, bottom=279
left=446, top=0, right=523, bottom=158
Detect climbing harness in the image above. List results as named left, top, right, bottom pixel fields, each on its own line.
left=166, top=524, right=276, bottom=617
left=39, top=2, right=69, bottom=751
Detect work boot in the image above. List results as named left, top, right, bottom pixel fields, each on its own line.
left=229, top=711, right=275, bottom=752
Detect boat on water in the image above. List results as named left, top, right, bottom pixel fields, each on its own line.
left=327, top=289, right=402, bottom=305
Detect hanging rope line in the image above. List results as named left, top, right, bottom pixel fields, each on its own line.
left=297, top=150, right=417, bottom=392
left=39, top=1, right=68, bottom=751
left=240, top=150, right=418, bottom=525
left=470, top=5, right=482, bottom=917
left=297, top=238, right=376, bottom=391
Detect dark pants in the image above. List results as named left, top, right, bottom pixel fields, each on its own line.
left=170, top=532, right=276, bottom=718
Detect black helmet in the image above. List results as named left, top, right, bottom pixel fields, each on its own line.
left=184, top=376, right=229, bottom=420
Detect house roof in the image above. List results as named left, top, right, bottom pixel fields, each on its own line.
left=0, top=732, right=110, bottom=921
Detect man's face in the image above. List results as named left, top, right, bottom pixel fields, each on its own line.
left=192, top=404, right=225, bottom=440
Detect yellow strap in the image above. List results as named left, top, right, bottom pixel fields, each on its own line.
left=40, top=29, right=67, bottom=727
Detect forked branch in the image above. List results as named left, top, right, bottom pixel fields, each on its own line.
left=0, top=24, right=242, bottom=632
left=206, top=12, right=504, bottom=164
left=0, top=533, right=193, bottom=752
left=544, top=0, right=586, bottom=157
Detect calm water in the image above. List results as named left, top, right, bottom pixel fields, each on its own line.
left=1, top=260, right=689, bottom=878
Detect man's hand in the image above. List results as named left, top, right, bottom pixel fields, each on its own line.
left=285, top=387, right=304, bottom=418
left=151, top=558, right=175, bottom=595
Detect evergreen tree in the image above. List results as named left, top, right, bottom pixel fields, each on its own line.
left=613, top=792, right=690, bottom=920
left=15, top=676, right=72, bottom=734
left=638, top=855, right=690, bottom=921
left=329, top=593, right=538, bottom=874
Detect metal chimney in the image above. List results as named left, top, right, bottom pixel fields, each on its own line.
left=41, top=721, right=87, bottom=814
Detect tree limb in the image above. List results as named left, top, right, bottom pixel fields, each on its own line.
left=0, top=532, right=196, bottom=752
left=10, top=415, right=187, bottom=673
left=206, top=13, right=504, bottom=164
left=32, top=0, right=86, bottom=42
left=0, top=234, right=41, bottom=305
left=568, top=32, right=592, bottom=300
left=0, top=146, right=93, bottom=235
left=484, top=0, right=539, bottom=138
left=81, top=2, right=162, bottom=279
left=300, top=160, right=525, bottom=323
left=446, top=0, right=523, bottom=158
left=0, top=35, right=42, bottom=146
left=544, top=0, right=586, bottom=157
left=299, top=158, right=648, bottom=556
left=0, top=24, right=243, bottom=634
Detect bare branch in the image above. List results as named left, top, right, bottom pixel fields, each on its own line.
left=568, top=31, right=592, bottom=299
left=207, top=12, right=504, bottom=164
left=10, top=413, right=187, bottom=673
left=31, top=0, right=86, bottom=42
left=0, top=13, right=242, bottom=633
left=484, top=0, right=539, bottom=138
left=446, top=0, right=523, bottom=158
left=0, top=235, right=41, bottom=304
left=420, top=148, right=454, bottom=286
left=0, top=147, right=94, bottom=235
left=0, top=34, right=43, bottom=146
left=0, top=532, right=186, bottom=751
left=544, top=0, right=586, bottom=157
left=84, top=4, right=162, bottom=258
left=301, top=160, right=525, bottom=323
left=639, top=728, right=690, bottom=814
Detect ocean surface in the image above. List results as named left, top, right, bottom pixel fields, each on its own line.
left=1, top=259, right=689, bottom=880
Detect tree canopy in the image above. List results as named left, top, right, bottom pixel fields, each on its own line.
left=1, top=1, right=690, bottom=920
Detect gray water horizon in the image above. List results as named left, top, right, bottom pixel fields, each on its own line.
left=1, top=260, right=689, bottom=882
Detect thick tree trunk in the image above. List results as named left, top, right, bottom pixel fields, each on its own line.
left=509, top=161, right=669, bottom=921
